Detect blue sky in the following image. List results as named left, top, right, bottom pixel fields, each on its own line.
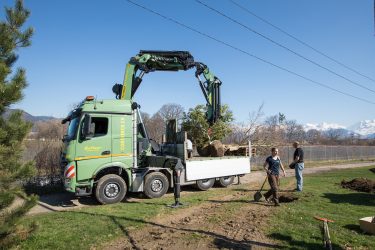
left=2, top=0, right=375, bottom=126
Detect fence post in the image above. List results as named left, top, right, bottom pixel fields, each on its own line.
left=325, top=145, right=327, bottom=162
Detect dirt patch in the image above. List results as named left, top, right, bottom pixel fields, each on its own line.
left=341, top=178, right=375, bottom=193
left=370, top=168, right=375, bottom=174
left=103, top=190, right=280, bottom=249
left=278, top=193, right=298, bottom=203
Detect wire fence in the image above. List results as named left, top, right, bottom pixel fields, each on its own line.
left=251, top=145, right=375, bottom=169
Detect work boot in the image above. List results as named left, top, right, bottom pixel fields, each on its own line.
left=264, top=196, right=271, bottom=203
left=274, top=198, right=280, bottom=206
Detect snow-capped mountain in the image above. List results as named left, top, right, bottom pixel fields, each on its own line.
left=303, top=122, right=346, bottom=131
left=348, top=120, right=375, bottom=137
left=304, top=120, right=375, bottom=138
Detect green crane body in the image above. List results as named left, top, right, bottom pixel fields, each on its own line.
left=61, top=51, right=250, bottom=204
left=114, top=50, right=222, bottom=124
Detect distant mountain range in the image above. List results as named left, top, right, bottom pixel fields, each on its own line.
left=3, top=109, right=375, bottom=139
left=304, top=119, right=375, bottom=139
left=4, top=109, right=57, bottom=123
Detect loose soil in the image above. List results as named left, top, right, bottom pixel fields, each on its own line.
left=101, top=190, right=281, bottom=250
left=341, top=178, right=375, bottom=193
left=278, top=193, right=298, bottom=203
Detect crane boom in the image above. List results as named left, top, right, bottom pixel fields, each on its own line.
left=112, top=50, right=221, bottom=124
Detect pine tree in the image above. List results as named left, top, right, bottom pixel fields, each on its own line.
left=0, top=0, right=37, bottom=247
left=182, top=104, right=233, bottom=149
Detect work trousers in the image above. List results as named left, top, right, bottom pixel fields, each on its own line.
left=264, top=174, right=279, bottom=204
left=295, top=163, right=304, bottom=191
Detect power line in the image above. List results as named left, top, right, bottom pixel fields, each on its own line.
left=125, top=0, right=375, bottom=105
left=195, top=0, right=375, bottom=94
left=229, top=0, right=375, bottom=84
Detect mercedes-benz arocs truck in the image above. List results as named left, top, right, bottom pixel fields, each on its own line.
left=60, top=51, right=250, bottom=204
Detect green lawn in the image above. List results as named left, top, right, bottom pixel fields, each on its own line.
left=268, top=166, right=375, bottom=249
left=17, top=186, right=237, bottom=249
left=16, top=166, right=375, bottom=249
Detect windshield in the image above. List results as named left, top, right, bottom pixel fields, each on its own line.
left=67, top=117, right=80, bottom=141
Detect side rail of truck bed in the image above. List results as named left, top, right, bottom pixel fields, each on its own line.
left=185, top=157, right=250, bottom=181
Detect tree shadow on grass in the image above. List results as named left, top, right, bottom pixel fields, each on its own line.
left=69, top=210, right=282, bottom=249
left=269, top=232, right=344, bottom=250
left=322, top=193, right=375, bottom=206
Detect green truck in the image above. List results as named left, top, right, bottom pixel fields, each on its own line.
left=61, top=51, right=250, bottom=204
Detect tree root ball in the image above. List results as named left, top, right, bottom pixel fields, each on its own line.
left=197, top=140, right=225, bottom=157
left=209, top=140, right=225, bottom=157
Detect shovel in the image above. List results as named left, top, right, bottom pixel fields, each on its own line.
left=253, top=176, right=268, bottom=201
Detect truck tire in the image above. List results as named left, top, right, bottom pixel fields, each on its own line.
left=95, top=174, right=127, bottom=204
left=143, top=172, right=169, bottom=199
left=217, top=176, right=235, bottom=187
left=195, top=178, right=215, bottom=191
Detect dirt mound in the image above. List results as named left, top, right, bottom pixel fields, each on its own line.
left=370, top=168, right=375, bottom=174
left=279, top=193, right=298, bottom=203
left=341, top=178, right=375, bottom=193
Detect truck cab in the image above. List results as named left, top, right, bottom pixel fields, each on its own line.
left=61, top=97, right=136, bottom=204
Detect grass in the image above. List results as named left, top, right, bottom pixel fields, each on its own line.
left=251, top=158, right=375, bottom=170
left=14, top=165, right=375, bottom=249
left=304, top=158, right=375, bottom=168
left=268, top=166, right=375, bottom=249
left=16, top=186, right=239, bottom=249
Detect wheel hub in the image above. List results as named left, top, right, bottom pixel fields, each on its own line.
left=151, top=179, right=163, bottom=192
left=104, top=183, right=120, bottom=198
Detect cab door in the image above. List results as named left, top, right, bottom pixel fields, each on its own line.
left=75, top=114, right=112, bottom=181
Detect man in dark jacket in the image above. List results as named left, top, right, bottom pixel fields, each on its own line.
left=293, top=141, right=304, bottom=191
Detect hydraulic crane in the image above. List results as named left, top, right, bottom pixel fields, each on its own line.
left=112, top=50, right=222, bottom=124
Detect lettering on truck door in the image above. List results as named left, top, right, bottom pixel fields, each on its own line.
left=111, top=114, right=133, bottom=166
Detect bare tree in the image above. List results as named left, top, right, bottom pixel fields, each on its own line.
left=157, top=103, right=185, bottom=122
left=141, top=111, right=151, bottom=128
left=284, top=120, right=305, bottom=143
left=35, top=119, right=65, bottom=140
left=224, top=103, right=264, bottom=144
left=24, top=119, right=66, bottom=176
left=142, top=104, right=185, bottom=143
left=324, top=128, right=348, bottom=144
left=305, top=129, right=322, bottom=144
left=258, top=114, right=284, bottom=146
left=145, top=112, right=165, bottom=143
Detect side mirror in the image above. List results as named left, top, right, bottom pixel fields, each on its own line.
left=82, top=114, right=95, bottom=139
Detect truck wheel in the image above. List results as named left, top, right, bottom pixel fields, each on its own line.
left=217, top=176, right=235, bottom=187
left=144, top=172, right=169, bottom=199
left=95, top=174, right=127, bottom=204
left=195, top=178, right=215, bottom=191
